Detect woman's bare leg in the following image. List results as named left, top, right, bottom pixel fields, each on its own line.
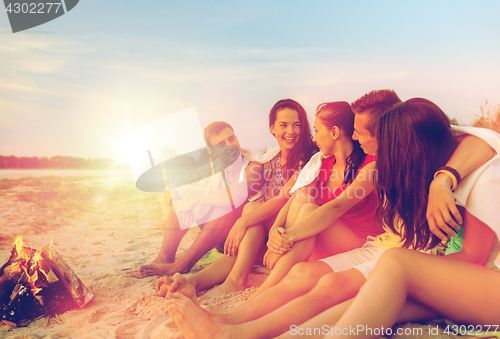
left=316, top=219, right=365, bottom=257
left=275, top=298, right=439, bottom=339
left=157, top=255, right=239, bottom=297
left=207, top=201, right=269, bottom=294
left=324, top=248, right=500, bottom=339
left=167, top=265, right=368, bottom=339
left=247, top=189, right=367, bottom=302
left=276, top=299, right=352, bottom=339
left=245, top=200, right=318, bottom=301
left=216, top=261, right=332, bottom=323
left=157, top=202, right=265, bottom=295
left=224, top=268, right=367, bottom=338
left=204, top=224, right=266, bottom=296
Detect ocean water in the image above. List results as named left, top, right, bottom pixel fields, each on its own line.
left=0, top=169, right=133, bottom=180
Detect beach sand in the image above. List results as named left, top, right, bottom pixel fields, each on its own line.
left=0, top=174, right=458, bottom=339
left=0, top=174, right=271, bottom=339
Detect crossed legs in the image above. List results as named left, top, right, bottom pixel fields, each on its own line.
left=247, top=186, right=366, bottom=302
left=244, top=189, right=320, bottom=302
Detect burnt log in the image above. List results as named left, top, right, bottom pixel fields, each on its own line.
left=1, top=281, right=45, bottom=326
left=0, top=243, right=93, bottom=327
left=37, top=280, right=78, bottom=316
left=0, top=246, right=36, bottom=310
left=40, top=245, right=94, bottom=308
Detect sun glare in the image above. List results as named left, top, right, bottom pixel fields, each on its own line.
left=115, top=132, right=144, bottom=164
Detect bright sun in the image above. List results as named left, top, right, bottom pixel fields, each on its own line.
left=114, top=131, right=146, bottom=164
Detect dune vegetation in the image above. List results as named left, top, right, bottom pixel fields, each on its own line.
left=450, top=100, right=500, bottom=133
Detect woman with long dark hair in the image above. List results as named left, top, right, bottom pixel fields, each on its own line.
left=266, top=98, right=318, bottom=188
left=286, top=98, right=500, bottom=338
left=156, top=99, right=317, bottom=296
left=245, top=101, right=383, bottom=300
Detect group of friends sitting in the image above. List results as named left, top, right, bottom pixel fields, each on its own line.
left=135, top=89, right=500, bottom=338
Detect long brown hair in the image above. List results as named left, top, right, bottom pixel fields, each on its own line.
left=375, top=98, right=458, bottom=250
left=316, top=101, right=366, bottom=185
left=269, top=99, right=317, bottom=172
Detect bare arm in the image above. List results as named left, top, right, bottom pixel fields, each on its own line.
left=224, top=172, right=298, bottom=255
left=265, top=193, right=296, bottom=254
left=427, top=135, right=496, bottom=241
left=270, top=193, right=295, bottom=232
left=283, top=161, right=376, bottom=242
left=236, top=172, right=298, bottom=229
left=442, top=209, right=496, bottom=265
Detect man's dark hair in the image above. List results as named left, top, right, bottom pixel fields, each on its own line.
left=351, top=90, right=402, bottom=136
left=204, top=121, right=233, bottom=146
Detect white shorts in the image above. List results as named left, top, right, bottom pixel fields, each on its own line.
left=319, top=241, right=386, bottom=279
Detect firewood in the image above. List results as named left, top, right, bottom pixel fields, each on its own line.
left=0, top=245, right=36, bottom=310
left=1, top=282, right=45, bottom=326
left=0, top=242, right=92, bottom=326
left=39, top=245, right=94, bottom=308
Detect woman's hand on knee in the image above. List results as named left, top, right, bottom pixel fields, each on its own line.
left=267, top=227, right=293, bottom=253
left=263, top=248, right=283, bottom=269
left=224, top=220, right=247, bottom=256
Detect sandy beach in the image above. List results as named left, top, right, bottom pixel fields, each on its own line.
left=0, top=173, right=271, bottom=339
left=0, top=173, right=468, bottom=339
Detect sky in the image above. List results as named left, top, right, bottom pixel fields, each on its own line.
left=1, top=0, right=500, bottom=159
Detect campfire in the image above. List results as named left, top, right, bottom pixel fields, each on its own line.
left=0, top=237, right=94, bottom=327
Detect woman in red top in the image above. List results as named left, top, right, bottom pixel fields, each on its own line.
left=247, top=101, right=382, bottom=301
left=316, top=154, right=378, bottom=240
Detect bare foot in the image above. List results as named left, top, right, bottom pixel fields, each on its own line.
left=168, top=273, right=196, bottom=301
left=203, top=278, right=246, bottom=299
left=156, top=276, right=173, bottom=297
left=152, top=250, right=175, bottom=264
left=168, top=273, right=228, bottom=324
left=135, top=262, right=189, bottom=278
left=166, top=291, right=235, bottom=339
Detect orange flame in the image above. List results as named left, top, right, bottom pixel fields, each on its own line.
left=49, top=238, right=54, bottom=260
left=12, top=237, right=53, bottom=296
left=14, top=236, right=23, bottom=253
left=27, top=251, right=46, bottom=295
left=14, top=236, right=27, bottom=261
left=11, top=236, right=29, bottom=273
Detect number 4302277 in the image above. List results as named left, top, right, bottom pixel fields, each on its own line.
left=6, top=2, right=62, bottom=14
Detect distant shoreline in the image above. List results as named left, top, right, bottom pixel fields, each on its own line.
left=0, top=168, right=133, bottom=179
left=0, top=155, right=129, bottom=170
